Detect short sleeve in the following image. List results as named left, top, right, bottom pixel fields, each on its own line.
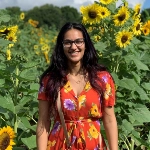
left=98, top=71, right=116, bottom=107
left=37, top=75, right=49, bottom=101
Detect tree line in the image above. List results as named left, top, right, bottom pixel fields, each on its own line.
left=5, top=4, right=82, bottom=29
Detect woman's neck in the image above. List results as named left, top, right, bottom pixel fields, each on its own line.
left=67, top=62, right=83, bottom=76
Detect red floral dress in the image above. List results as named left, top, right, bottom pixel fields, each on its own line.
left=38, top=71, right=115, bottom=150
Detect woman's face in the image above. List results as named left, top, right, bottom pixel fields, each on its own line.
left=62, top=29, right=85, bottom=65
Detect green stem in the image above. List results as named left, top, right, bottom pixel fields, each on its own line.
left=115, top=63, right=120, bottom=73
left=14, top=66, right=19, bottom=105
left=27, top=115, right=37, bottom=124
left=0, top=116, right=6, bottom=122
left=14, top=115, right=18, bottom=133
left=131, top=139, right=134, bottom=150
left=17, top=129, right=30, bottom=141
left=14, top=66, right=19, bottom=133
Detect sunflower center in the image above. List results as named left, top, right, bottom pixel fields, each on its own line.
left=9, top=37, right=13, bottom=41
left=136, top=24, right=140, bottom=30
left=88, top=11, right=97, bottom=19
left=0, top=133, right=10, bottom=150
left=121, top=35, right=128, bottom=43
left=118, top=14, right=126, bottom=21
left=101, top=12, right=105, bottom=16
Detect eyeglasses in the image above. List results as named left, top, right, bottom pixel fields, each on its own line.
left=62, top=38, right=84, bottom=48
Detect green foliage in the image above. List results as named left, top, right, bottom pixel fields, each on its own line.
left=141, top=8, right=150, bottom=22
left=81, top=0, right=150, bottom=149
left=6, top=6, right=21, bottom=16
left=61, top=6, right=81, bottom=23
left=24, top=4, right=81, bottom=29
left=0, top=9, right=57, bottom=149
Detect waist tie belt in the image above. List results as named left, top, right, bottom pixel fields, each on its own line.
left=61, top=118, right=99, bottom=149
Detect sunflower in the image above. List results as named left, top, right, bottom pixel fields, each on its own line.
left=113, top=6, right=130, bottom=26
left=43, top=51, right=50, bottom=64
left=0, top=27, right=7, bottom=35
left=134, top=4, right=141, bottom=15
left=144, top=20, right=150, bottom=29
left=124, top=1, right=128, bottom=7
left=6, top=33, right=17, bottom=42
left=41, top=44, right=49, bottom=51
left=132, top=18, right=142, bottom=36
left=6, top=49, right=11, bottom=60
left=8, top=44, right=14, bottom=48
left=7, top=25, right=18, bottom=35
left=115, top=30, right=133, bottom=48
left=99, top=0, right=113, bottom=5
left=80, top=3, right=102, bottom=25
left=34, top=45, right=39, bottom=50
left=142, top=26, right=150, bottom=36
left=28, top=19, right=39, bottom=28
left=98, top=6, right=110, bottom=19
left=20, top=12, right=25, bottom=20
left=0, top=126, right=15, bottom=150
left=94, top=35, right=101, bottom=42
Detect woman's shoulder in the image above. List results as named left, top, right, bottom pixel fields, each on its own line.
left=97, top=70, right=115, bottom=86
left=97, top=70, right=112, bottom=78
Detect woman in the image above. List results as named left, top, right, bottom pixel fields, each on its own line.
left=36, top=22, right=118, bottom=150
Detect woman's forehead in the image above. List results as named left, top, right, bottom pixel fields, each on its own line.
left=64, top=29, right=83, bottom=39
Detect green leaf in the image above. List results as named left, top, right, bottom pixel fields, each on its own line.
left=118, top=78, right=137, bottom=90
left=129, top=107, right=150, bottom=123
left=0, top=95, right=14, bottom=113
left=20, top=117, right=35, bottom=131
left=94, top=41, right=107, bottom=51
left=133, top=59, right=149, bottom=70
left=21, top=135, right=36, bottom=149
left=122, top=119, right=134, bottom=134
left=0, top=79, right=5, bottom=87
left=0, top=14, right=10, bottom=23
left=30, top=83, right=39, bottom=91
left=141, top=82, right=150, bottom=90
left=131, top=71, right=141, bottom=84
left=0, top=38, right=12, bottom=47
left=135, top=85, right=149, bottom=100
left=132, top=37, right=141, bottom=45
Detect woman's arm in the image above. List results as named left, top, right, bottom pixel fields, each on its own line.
left=36, top=100, right=50, bottom=150
left=102, top=106, right=118, bottom=150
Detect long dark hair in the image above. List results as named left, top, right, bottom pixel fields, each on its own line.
left=40, top=22, right=106, bottom=107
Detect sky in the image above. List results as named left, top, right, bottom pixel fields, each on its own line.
left=0, top=0, right=149, bottom=11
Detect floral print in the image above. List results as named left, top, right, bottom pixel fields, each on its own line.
left=104, top=83, right=112, bottom=100
left=38, top=71, right=115, bottom=149
left=88, top=124, right=99, bottom=139
left=64, top=81, right=72, bottom=93
left=78, top=95, right=86, bottom=109
left=51, top=121, right=60, bottom=135
left=46, top=140, right=56, bottom=150
left=84, top=81, right=91, bottom=91
left=89, top=103, right=100, bottom=117
left=64, top=99, right=75, bottom=110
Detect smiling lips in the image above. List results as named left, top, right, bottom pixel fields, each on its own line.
left=69, top=51, right=81, bottom=56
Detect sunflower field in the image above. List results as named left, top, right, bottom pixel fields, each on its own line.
left=0, top=8, right=57, bottom=150
left=80, top=0, right=150, bottom=149
left=0, top=0, right=150, bottom=149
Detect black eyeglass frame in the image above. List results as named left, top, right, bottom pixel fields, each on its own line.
left=62, top=38, right=85, bottom=48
